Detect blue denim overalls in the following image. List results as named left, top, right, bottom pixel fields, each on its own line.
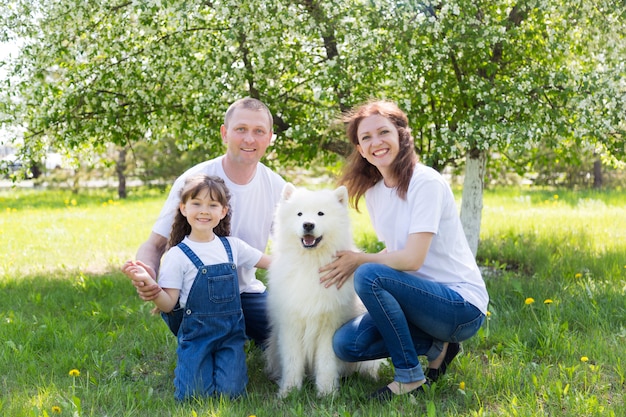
left=163, top=237, right=248, bottom=401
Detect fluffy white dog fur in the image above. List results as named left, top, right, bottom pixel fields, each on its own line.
left=265, top=183, right=380, bottom=397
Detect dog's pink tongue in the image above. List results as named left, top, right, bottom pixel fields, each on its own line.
left=302, top=235, right=316, bottom=246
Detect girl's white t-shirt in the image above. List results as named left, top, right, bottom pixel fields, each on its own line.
left=158, top=236, right=263, bottom=308
left=365, top=163, right=489, bottom=314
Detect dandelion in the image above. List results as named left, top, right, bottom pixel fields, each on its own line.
left=486, top=311, right=492, bottom=317
left=575, top=273, right=582, bottom=279
left=459, top=381, right=466, bottom=390
left=52, top=406, right=62, bottom=413
left=544, top=299, right=553, bottom=304
left=553, top=194, right=559, bottom=199
left=69, top=369, right=80, bottom=377
left=581, top=356, right=589, bottom=362
left=525, top=297, right=535, bottom=305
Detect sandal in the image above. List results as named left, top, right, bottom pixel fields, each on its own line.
left=368, top=381, right=429, bottom=402
left=425, top=342, right=460, bottom=382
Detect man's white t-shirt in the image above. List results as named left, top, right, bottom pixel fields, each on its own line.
left=365, top=163, right=489, bottom=314
left=158, top=236, right=263, bottom=308
left=152, top=155, right=285, bottom=293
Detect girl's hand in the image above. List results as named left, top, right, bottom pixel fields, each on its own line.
left=122, top=261, right=160, bottom=300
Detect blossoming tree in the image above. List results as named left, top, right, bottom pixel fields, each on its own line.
left=1, top=0, right=624, bottom=253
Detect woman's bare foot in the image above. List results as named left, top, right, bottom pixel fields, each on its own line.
left=428, top=342, right=449, bottom=369
left=386, top=379, right=427, bottom=395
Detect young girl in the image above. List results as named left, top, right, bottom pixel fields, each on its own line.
left=123, top=174, right=270, bottom=401
left=320, top=101, right=488, bottom=401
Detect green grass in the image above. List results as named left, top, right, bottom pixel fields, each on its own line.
left=0, top=186, right=624, bottom=416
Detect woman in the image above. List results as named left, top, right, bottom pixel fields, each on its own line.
left=320, top=100, right=489, bottom=401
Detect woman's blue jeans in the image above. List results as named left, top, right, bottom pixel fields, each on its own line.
left=333, top=263, right=485, bottom=384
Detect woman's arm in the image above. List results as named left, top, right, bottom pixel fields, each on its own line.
left=319, top=232, right=433, bottom=289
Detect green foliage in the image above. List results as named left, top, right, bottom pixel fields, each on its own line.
left=0, top=186, right=625, bottom=416
left=1, top=0, right=624, bottom=174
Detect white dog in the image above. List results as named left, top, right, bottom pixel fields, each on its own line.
left=265, top=183, right=380, bottom=397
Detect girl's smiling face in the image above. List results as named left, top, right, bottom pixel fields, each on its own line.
left=180, top=189, right=228, bottom=241
left=356, top=114, right=400, bottom=182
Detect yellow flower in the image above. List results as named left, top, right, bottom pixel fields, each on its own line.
left=459, top=381, right=466, bottom=390
left=575, top=273, right=582, bottom=279
left=69, top=369, right=80, bottom=377
left=486, top=311, right=492, bottom=317
left=553, top=194, right=559, bottom=199
left=52, top=406, right=62, bottom=413
left=544, top=299, right=553, bottom=304
left=580, top=356, right=589, bottom=362
left=525, top=298, right=535, bottom=305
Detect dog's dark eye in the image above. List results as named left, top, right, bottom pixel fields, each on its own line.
left=318, top=211, right=324, bottom=216
left=297, top=212, right=303, bottom=216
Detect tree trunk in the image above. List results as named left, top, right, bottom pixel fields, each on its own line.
left=117, top=147, right=127, bottom=199
left=459, top=148, right=487, bottom=257
left=593, top=156, right=603, bottom=189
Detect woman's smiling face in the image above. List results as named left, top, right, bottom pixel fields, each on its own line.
left=356, top=114, right=400, bottom=179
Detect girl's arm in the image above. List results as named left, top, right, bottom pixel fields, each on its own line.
left=255, top=254, right=272, bottom=270
left=122, top=261, right=180, bottom=312
left=319, top=232, right=433, bottom=289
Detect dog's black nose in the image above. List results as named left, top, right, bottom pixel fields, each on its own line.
left=303, top=222, right=315, bottom=232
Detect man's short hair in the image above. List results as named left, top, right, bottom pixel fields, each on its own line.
left=224, top=98, right=273, bottom=131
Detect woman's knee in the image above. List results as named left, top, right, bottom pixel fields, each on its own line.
left=333, top=326, right=354, bottom=361
left=353, top=263, right=380, bottom=294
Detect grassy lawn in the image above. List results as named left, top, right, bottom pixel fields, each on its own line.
left=0, top=186, right=624, bottom=416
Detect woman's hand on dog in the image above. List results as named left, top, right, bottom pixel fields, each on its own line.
left=319, top=250, right=362, bottom=289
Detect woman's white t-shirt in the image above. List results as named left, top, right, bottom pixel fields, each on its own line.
left=158, top=236, right=264, bottom=308
left=365, top=163, right=489, bottom=314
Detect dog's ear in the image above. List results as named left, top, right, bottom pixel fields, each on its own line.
left=334, top=185, right=349, bottom=207
left=281, top=183, right=296, bottom=201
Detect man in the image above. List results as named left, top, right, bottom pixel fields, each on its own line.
left=132, top=97, right=285, bottom=347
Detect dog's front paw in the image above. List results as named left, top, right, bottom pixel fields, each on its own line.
left=277, top=380, right=302, bottom=398
left=316, top=384, right=339, bottom=397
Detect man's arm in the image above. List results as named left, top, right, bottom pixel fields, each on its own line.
left=134, top=232, right=168, bottom=301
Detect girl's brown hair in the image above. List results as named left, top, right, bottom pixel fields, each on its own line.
left=168, top=174, right=232, bottom=248
left=339, top=100, right=418, bottom=211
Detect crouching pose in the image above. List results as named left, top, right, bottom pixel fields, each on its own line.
left=320, top=101, right=489, bottom=402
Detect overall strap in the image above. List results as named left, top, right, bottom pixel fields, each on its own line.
left=176, top=242, right=205, bottom=269
left=218, top=236, right=234, bottom=264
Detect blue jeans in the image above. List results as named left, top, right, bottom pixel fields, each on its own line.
left=241, top=291, right=270, bottom=349
left=333, top=263, right=485, bottom=384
